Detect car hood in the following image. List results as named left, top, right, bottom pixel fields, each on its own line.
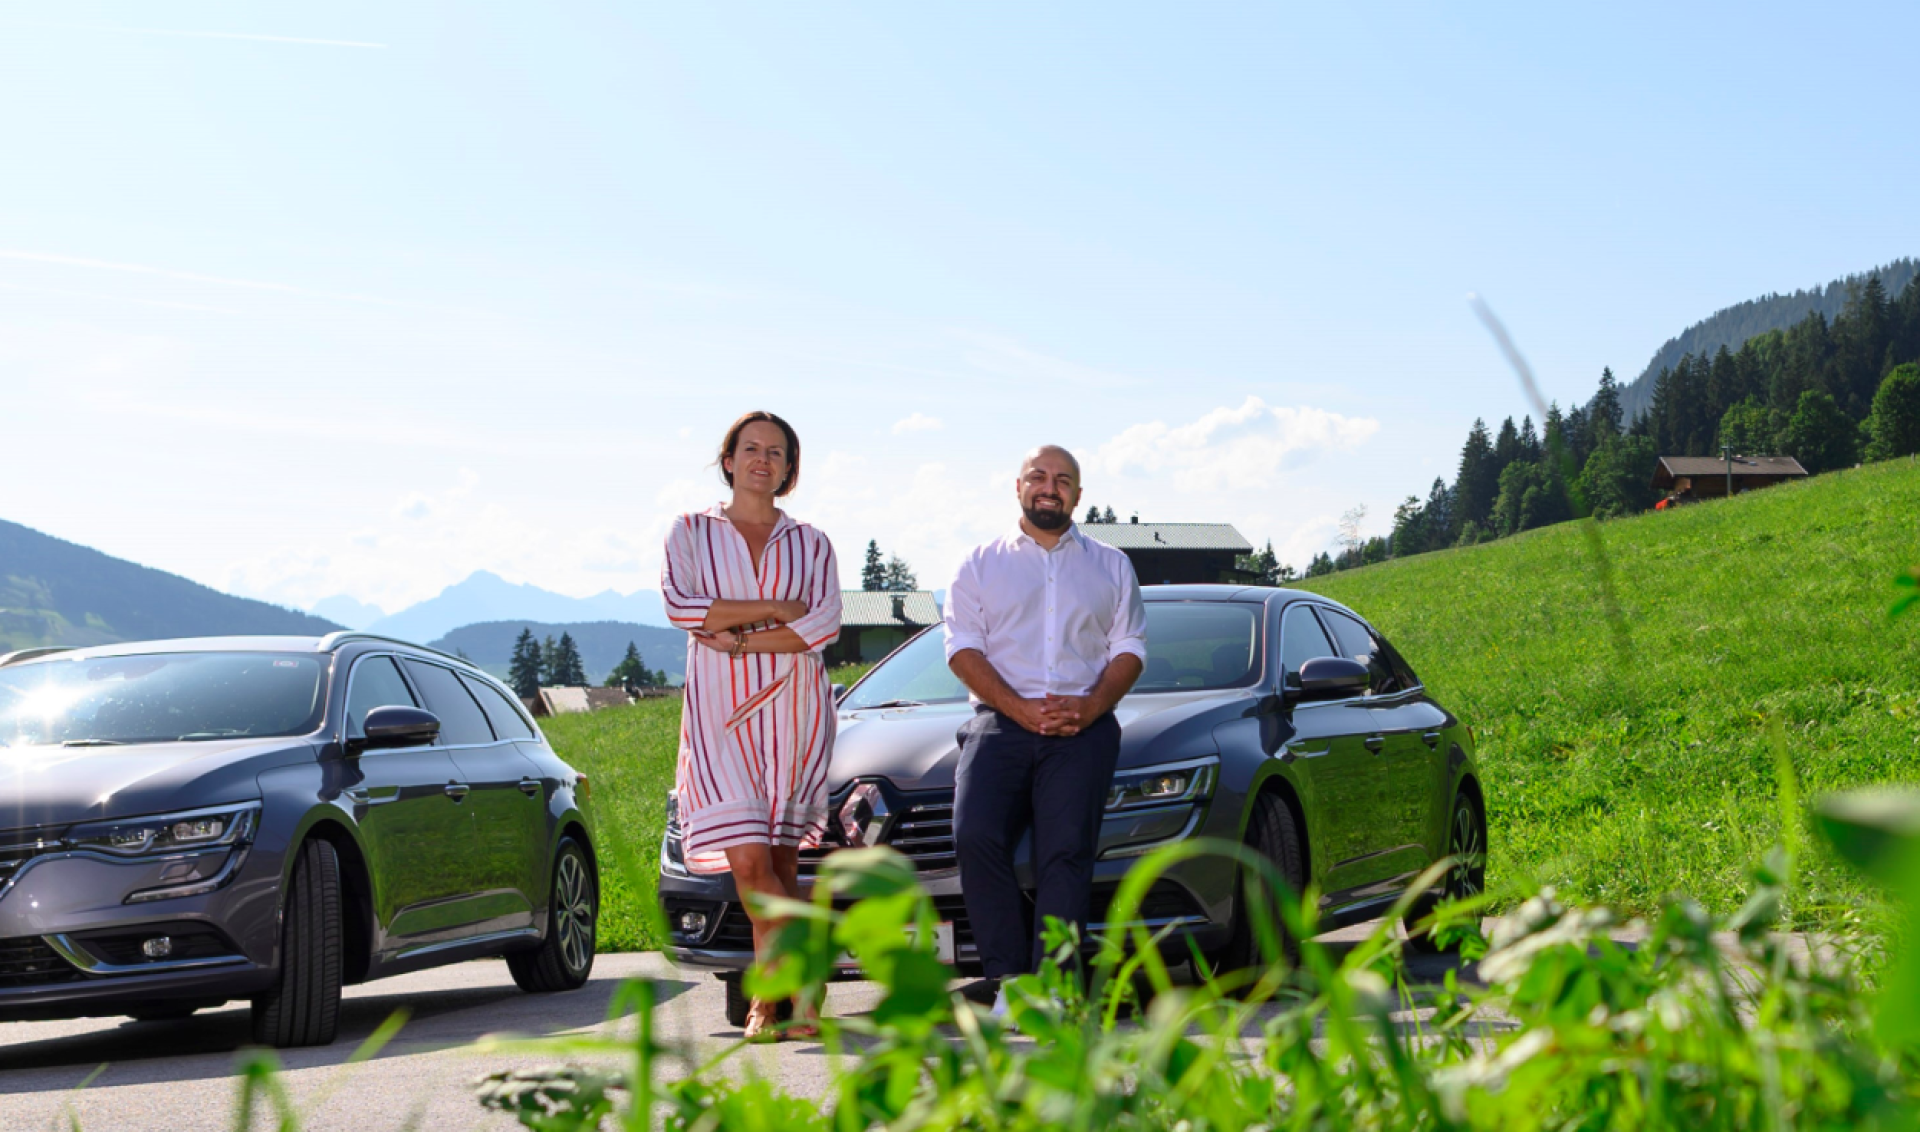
left=0, top=737, right=312, bottom=831
left=829, top=689, right=1256, bottom=794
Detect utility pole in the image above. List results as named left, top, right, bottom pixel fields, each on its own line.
left=1721, top=443, right=1734, bottom=500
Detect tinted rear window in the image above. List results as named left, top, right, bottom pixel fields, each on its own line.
left=461, top=673, right=536, bottom=741
left=402, top=660, right=496, bottom=746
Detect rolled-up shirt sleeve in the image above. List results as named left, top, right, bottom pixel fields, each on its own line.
left=943, top=554, right=987, bottom=661
left=1106, top=556, right=1148, bottom=665
left=785, top=534, right=842, bottom=652
left=661, top=515, right=715, bottom=630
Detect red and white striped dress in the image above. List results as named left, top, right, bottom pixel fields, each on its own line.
left=663, top=505, right=842, bottom=874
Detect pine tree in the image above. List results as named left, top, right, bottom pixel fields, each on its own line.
left=1590, top=367, right=1623, bottom=442
left=1103, top=506, right=1117, bottom=523
left=883, top=555, right=917, bottom=592
left=1454, top=419, right=1498, bottom=533
left=508, top=628, right=542, bottom=699
left=1421, top=478, right=1453, bottom=553
left=1493, top=417, right=1522, bottom=474
left=541, top=635, right=560, bottom=684
left=552, top=632, right=588, bottom=686
left=1518, top=415, right=1541, bottom=461
left=861, top=541, right=887, bottom=591
left=605, top=641, right=655, bottom=688
left=1084, top=504, right=1102, bottom=524
left=1390, top=496, right=1427, bottom=557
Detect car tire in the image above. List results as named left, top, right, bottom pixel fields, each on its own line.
left=1213, top=792, right=1306, bottom=974
left=1404, top=790, right=1486, bottom=955
left=508, top=837, right=598, bottom=993
left=251, top=838, right=344, bottom=1048
left=721, top=973, right=792, bottom=1030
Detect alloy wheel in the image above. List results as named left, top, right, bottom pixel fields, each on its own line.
left=555, top=851, right=595, bottom=973
left=1449, top=800, right=1485, bottom=900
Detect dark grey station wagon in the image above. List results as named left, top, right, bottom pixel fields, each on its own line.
left=0, top=634, right=597, bottom=1047
left=660, top=584, right=1486, bottom=1023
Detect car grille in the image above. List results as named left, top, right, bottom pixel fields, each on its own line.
left=0, top=832, right=60, bottom=892
left=799, top=793, right=956, bottom=877
left=0, top=937, right=82, bottom=989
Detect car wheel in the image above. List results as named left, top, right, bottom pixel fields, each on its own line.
left=251, top=838, right=344, bottom=1048
left=1213, top=792, right=1306, bottom=974
left=721, top=974, right=792, bottom=1030
left=1404, top=790, right=1486, bottom=954
left=508, top=837, right=598, bottom=993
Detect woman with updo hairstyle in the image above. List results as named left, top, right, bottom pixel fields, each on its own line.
left=660, top=410, right=841, bottom=1040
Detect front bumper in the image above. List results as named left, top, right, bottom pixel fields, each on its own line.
left=0, top=842, right=282, bottom=1021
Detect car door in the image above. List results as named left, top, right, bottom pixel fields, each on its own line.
left=339, top=654, right=474, bottom=953
left=459, top=670, right=552, bottom=930
left=1319, top=608, right=1437, bottom=883
left=1275, top=605, right=1394, bottom=901
left=400, top=659, right=539, bottom=938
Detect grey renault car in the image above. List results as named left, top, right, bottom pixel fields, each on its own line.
left=659, top=584, right=1486, bottom=1024
left=0, top=633, right=598, bottom=1048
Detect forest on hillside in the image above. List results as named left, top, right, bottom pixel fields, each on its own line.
left=1238, top=265, right=1920, bottom=583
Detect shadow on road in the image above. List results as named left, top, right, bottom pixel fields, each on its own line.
left=0, top=965, right=699, bottom=1089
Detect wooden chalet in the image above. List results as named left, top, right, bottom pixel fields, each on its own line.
left=1080, top=520, right=1254, bottom=585
left=1651, top=455, right=1809, bottom=500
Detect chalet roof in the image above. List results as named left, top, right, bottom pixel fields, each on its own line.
left=1079, top=522, right=1253, bottom=553
left=840, top=590, right=942, bottom=629
left=1656, top=455, right=1808, bottom=479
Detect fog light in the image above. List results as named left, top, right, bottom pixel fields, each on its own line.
left=141, top=936, right=173, bottom=960
left=677, top=912, right=708, bottom=937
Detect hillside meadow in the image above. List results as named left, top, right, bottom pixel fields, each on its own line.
left=545, top=461, right=1920, bottom=950
left=1304, top=455, right=1920, bottom=928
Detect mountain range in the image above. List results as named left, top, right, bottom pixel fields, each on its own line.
left=428, top=620, right=687, bottom=685
left=0, top=519, right=340, bottom=652
left=325, top=571, right=667, bottom=646
left=1618, top=257, right=1919, bottom=423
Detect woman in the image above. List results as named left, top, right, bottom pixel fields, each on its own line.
left=661, top=410, right=841, bottom=1040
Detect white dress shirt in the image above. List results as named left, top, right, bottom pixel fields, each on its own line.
left=943, top=522, right=1148, bottom=700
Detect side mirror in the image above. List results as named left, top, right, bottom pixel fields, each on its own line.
left=349, top=705, right=441, bottom=752
left=1287, top=657, right=1370, bottom=702
left=831, top=683, right=847, bottom=703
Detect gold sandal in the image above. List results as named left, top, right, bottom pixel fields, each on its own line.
left=742, top=1000, right=784, bottom=1043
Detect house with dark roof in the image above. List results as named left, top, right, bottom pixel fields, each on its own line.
left=827, top=590, right=942, bottom=666
left=1652, top=455, right=1809, bottom=500
left=1080, top=520, right=1254, bottom=585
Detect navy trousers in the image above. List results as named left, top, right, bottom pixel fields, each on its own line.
left=952, top=707, right=1122, bottom=979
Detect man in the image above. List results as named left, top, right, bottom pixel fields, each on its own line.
left=943, top=444, right=1146, bottom=1014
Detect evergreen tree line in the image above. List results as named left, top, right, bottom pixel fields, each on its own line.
left=508, top=628, right=666, bottom=698
left=860, top=540, right=919, bottom=592
left=1242, top=272, right=1920, bottom=582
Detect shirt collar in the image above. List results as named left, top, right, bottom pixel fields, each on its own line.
left=1009, top=520, right=1079, bottom=551
left=710, top=503, right=796, bottom=540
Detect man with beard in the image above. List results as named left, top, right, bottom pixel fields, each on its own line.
left=943, top=444, right=1146, bottom=1016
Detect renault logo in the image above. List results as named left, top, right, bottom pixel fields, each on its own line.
left=838, top=781, right=891, bottom=848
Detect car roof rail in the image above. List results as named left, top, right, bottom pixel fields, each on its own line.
left=316, top=631, right=471, bottom=667
left=0, top=646, right=76, bottom=668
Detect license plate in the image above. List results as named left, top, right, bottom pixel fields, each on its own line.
left=836, top=921, right=955, bottom=970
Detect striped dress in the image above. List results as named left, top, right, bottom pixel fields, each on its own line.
left=662, top=505, right=842, bottom=874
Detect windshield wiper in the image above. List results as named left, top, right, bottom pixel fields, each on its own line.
left=61, top=739, right=123, bottom=747
left=178, top=730, right=250, bottom=741
left=858, top=699, right=926, bottom=710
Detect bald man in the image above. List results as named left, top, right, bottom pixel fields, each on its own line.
left=942, top=445, right=1146, bottom=1011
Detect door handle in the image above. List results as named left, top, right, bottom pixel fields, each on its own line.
left=517, top=777, right=542, bottom=797
left=444, top=782, right=471, bottom=802
left=1422, top=731, right=1442, bottom=749
left=1363, top=735, right=1385, bottom=753
left=344, top=786, right=399, bottom=806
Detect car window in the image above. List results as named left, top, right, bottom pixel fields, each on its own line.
left=461, top=673, right=536, bottom=741
left=1379, top=636, right=1422, bottom=691
left=1278, top=606, right=1338, bottom=686
left=1317, top=608, right=1397, bottom=694
left=401, top=659, right=496, bottom=746
left=0, top=652, right=326, bottom=747
left=1135, top=603, right=1260, bottom=691
left=345, top=655, right=418, bottom=740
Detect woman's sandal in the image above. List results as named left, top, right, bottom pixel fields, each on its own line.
left=786, top=1001, right=822, bottom=1040
left=742, top=1000, right=784, bottom=1043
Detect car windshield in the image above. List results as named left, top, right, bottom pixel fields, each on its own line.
left=0, top=652, right=328, bottom=747
left=841, top=601, right=1262, bottom=709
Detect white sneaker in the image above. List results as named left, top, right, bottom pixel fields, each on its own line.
left=990, top=988, right=1013, bottom=1027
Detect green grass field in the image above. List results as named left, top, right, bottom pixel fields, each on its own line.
left=1303, top=456, right=1920, bottom=927
left=548, top=464, right=1920, bottom=950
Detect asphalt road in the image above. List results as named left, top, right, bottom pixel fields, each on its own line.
left=0, top=923, right=1441, bottom=1132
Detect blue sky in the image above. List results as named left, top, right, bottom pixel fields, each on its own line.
left=3, top=1, right=1916, bottom=615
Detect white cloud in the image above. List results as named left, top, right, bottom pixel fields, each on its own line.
left=1091, top=396, right=1379, bottom=493
left=891, top=412, right=943, bottom=435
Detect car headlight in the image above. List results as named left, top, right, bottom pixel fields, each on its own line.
left=1107, top=757, right=1218, bottom=811
left=68, top=803, right=259, bottom=857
